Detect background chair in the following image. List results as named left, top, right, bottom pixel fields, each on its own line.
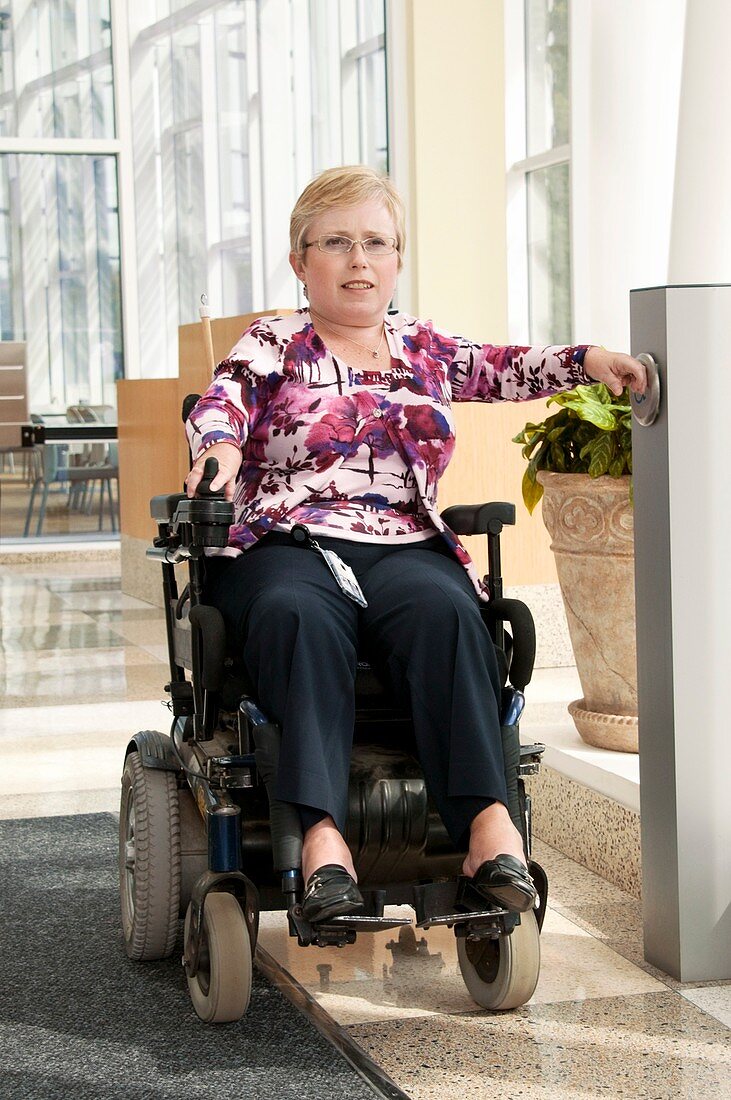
left=23, top=423, right=119, bottom=537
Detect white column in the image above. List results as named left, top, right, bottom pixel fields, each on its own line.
left=631, top=285, right=731, bottom=981
left=111, top=0, right=141, bottom=380
left=570, top=0, right=686, bottom=349
left=668, top=0, right=731, bottom=282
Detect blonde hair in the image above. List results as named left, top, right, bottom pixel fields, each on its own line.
left=290, top=166, right=406, bottom=267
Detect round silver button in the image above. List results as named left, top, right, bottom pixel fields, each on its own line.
left=372, top=408, right=383, bottom=418
left=631, top=353, right=661, bottom=427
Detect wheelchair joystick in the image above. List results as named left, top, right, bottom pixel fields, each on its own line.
left=164, top=457, right=235, bottom=550
left=196, top=456, right=225, bottom=499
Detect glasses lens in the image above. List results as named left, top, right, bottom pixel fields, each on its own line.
left=319, top=235, right=352, bottom=253
left=363, top=237, right=396, bottom=255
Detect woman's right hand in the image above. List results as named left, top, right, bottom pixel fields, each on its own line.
left=185, top=441, right=242, bottom=500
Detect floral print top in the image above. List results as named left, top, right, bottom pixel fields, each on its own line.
left=187, top=309, right=590, bottom=599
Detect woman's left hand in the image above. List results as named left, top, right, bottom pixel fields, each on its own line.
left=583, top=347, right=648, bottom=397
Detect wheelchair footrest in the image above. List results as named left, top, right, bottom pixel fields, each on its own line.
left=415, top=907, right=507, bottom=931
left=323, top=915, right=413, bottom=933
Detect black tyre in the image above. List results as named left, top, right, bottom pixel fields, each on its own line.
left=457, top=909, right=540, bottom=1010
left=119, top=748, right=181, bottom=960
left=184, top=893, right=253, bottom=1023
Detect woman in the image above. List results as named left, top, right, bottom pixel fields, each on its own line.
left=186, top=165, right=646, bottom=923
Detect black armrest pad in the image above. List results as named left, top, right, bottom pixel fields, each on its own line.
left=484, top=598, right=536, bottom=691
left=441, top=502, right=516, bottom=535
left=151, top=493, right=187, bottom=522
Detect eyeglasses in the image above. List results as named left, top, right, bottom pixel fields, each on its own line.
left=302, top=234, right=398, bottom=256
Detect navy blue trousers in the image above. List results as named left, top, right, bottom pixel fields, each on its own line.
left=205, top=533, right=507, bottom=848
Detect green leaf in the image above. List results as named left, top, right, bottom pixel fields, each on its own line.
left=587, top=433, right=615, bottom=477
left=521, top=466, right=544, bottom=514
left=609, top=455, right=626, bottom=478
left=555, top=385, right=621, bottom=430
left=550, top=441, right=568, bottom=472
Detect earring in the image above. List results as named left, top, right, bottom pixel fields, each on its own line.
left=302, top=282, right=308, bottom=298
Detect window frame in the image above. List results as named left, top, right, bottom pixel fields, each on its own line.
left=504, top=0, right=573, bottom=345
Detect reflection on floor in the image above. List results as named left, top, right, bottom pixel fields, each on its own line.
left=1, top=558, right=729, bottom=1099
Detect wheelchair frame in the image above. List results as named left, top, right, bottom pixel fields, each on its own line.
left=119, top=467, right=548, bottom=1022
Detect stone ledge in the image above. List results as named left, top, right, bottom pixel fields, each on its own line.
left=0, top=540, right=120, bottom=565
left=527, top=765, right=642, bottom=899
left=523, top=666, right=641, bottom=896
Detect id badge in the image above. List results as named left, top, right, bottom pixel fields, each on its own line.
left=315, top=545, right=368, bottom=607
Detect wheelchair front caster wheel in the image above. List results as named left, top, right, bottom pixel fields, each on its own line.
left=457, top=908, right=540, bottom=1011
left=119, top=749, right=181, bottom=961
left=184, top=893, right=253, bottom=1023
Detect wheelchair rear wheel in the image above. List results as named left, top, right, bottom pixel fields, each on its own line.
left=456, top=909, right=540, bottom=1010
left=184, top=892, right=253, bottom=1023
left=119, top=750, right=181, bottom=960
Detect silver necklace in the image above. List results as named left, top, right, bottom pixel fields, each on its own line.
left=311, top=311, right=386, bottom=359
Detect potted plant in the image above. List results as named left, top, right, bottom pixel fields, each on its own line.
left=513, top=384, right=638, bottom=752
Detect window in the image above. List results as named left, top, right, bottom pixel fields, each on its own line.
left=0, top=0, right=122, bottom=412
left=506, top=0, right=571, bottom=345
left=128, top=0, right=388, bottom=379
left=0, top=152, right=122, bottom=410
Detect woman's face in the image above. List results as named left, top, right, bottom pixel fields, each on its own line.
left=289, top=199, right=399, bottom=329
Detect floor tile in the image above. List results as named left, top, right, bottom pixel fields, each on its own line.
left=257, top=903, right=663, bottom=1028
left=348, top=991, right=731, bottom=1099
left=681, top=986, right=731, bottom=1029
left=53, top=590, right=156, bottom=612
left=103, top=617, right=169, bottom=650
left=0, top=622, right=128, bottom=654
left=0, top=609, right=93, bottom=626
left=0, top=661, right=168, bottom=707
left=0, top=699, right=175, bottom=741
left=86, top=608, right=166, bottom=623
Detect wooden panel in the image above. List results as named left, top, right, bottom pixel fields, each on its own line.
left=117, top=377, right=181, bottom=541
left=175, top=310, right=292, bottom=488
left=118, top=312, right=292, bottom=543
left=439, top=399, right=557, bottom=587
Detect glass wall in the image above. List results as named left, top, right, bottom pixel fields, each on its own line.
left=505, top=0, right=571, bottom=345
left=524, top=0, right=571, bottom=345
left=129, top=0, right=387, bottom=379
left=0, top=0, right=388, bottom=541
left=0, top=0, right=114, bottom=140
left=0, top=153, right=122, bottom=412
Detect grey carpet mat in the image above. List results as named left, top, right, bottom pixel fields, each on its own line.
left=0, top=813, right=377, bottom=1100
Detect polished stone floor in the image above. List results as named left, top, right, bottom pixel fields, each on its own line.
left=1, top=557, right=729, bottom=1099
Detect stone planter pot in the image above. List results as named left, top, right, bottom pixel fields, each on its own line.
left=537, top=471, right=638, bottom=752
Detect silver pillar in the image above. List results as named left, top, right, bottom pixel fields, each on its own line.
left=631, top=284, right=731, bottom=981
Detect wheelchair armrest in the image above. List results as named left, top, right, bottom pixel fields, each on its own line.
left=484, top=597, right=536, bottom=691
left=151, top=492, right=188, bottom=522
left=440, top=502, right=516, bottom=536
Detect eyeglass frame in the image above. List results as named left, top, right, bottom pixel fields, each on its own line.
left=302, top=234, right=399, bottom=256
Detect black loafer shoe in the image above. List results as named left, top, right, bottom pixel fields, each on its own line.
left=301, top=864, right=365, bottom=924
left=471, top=854, right=537, bottom=913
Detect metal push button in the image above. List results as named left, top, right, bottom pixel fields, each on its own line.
left=631, top=353, right=661, bottom=426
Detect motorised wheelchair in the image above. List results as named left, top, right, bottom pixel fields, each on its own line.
left=119, top=445, right=548, bottom=1025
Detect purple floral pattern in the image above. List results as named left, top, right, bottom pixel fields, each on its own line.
left=187, top=309, right=589, bottom=598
